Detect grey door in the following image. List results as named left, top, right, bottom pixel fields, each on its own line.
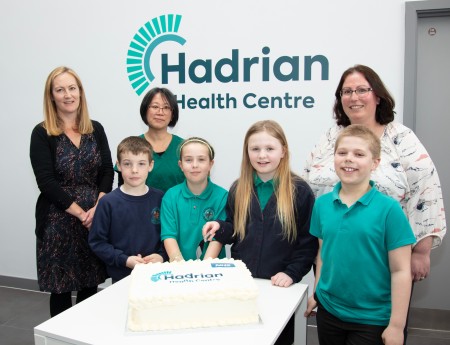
left=406, top=6, right=450, bottom=310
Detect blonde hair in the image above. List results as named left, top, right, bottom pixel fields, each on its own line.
left=43, top=66, right=93, bottom=135
left=335, top=124, right=381, bottom=159
left=234, top=120, right=298, bottom=242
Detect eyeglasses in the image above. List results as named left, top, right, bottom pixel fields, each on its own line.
left=340, top=87, right=373, bottom=98
left=148, top=105, right=172, bottom=113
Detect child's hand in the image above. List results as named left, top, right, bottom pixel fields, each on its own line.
left=270, top=272, right=293, bottom=287
left=202, top=221, right=220, bottom=242
left=381, top=324, right=404, bottom=345
left=203, top=241, right=223, bottom=259
left=143, top=254, right=164, bottom=264
left=126, top=255, right=145, bottom=269
left=304, top=295, right=317, bottom=317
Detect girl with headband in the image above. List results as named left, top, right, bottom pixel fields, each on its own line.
left=161, top=137, right=227, bottom=261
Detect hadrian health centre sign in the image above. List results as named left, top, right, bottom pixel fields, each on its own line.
left=126, top=14, right=330, bottom=111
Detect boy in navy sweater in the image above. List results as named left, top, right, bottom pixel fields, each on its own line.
left=89, top=136, right=167, bottom=282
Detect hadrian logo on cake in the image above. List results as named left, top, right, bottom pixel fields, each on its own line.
left=126, top=14, right=330, bottom=110
left=150, top=263, right=235, bottom=283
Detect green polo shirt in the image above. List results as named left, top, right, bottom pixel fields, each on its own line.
left=161, top=179, right=228, bottom=260
left=310, top=181, right=415, bottom=326
left=254, top=174, right=274, bottom=210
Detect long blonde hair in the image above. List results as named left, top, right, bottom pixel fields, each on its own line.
left=43, top=66, right=93, bottom=135
left=234, top=120, right=298, bottom=242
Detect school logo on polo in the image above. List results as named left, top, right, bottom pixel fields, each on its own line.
left=203, top=208, right=215, bottom=221
left=126, top=14, right=186, bottom=96
left=150, top=207, right=161, bottom=224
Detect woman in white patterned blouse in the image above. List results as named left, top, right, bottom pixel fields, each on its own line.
left=303, top=64, right=446, bottom=284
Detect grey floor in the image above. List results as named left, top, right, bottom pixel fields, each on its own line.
left=1, top=285, right=449, bottom=345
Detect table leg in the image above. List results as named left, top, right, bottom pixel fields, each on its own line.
left=294, top=286, right=308, bottom=345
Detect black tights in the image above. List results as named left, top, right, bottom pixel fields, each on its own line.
left=50, top=286, right=98, bottom=317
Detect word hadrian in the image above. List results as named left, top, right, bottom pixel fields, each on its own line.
left=164, top=272, right=224, bottom=280
left=177, top=92, right=315, bottom=110
left=162, top=47, right=329, bottom=83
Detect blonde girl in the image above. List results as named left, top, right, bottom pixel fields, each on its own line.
left=203, top=120, right=318, bottom=286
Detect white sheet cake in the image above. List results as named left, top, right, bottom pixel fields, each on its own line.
left=127, top=258, right=259, bottom=331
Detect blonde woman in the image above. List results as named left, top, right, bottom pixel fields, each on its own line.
left=30, top=66, right=114, bottom=317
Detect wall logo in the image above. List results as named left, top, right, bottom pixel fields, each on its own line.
left=126, top=14, right=330, bottom=110
left=126, top=14, right=186, bottom=96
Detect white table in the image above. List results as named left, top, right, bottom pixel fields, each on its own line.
left=34, top=277, right=308, bottom=345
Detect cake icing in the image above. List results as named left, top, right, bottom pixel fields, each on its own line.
left=127, top=258, right=259, bottom=331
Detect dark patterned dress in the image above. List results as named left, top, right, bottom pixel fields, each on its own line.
left=37, top=133, right=107, bottom=293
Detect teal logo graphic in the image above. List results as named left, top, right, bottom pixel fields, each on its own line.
left=151, top=271, right=171, bottom=282
left=126, top=14, right=186, bottom=95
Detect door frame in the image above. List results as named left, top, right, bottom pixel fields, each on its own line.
left=403, top=0, right=450, bottom=131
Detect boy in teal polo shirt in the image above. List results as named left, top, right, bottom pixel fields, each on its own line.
left=161, top=137, right=226, bottom=261
left=305, top=125, right=415, bottom=345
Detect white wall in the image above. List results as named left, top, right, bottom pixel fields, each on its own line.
left=0, top=0, right=423, bottom=288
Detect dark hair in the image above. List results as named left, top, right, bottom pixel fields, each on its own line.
left=117, top=136, right=153, bottom=163
left=333, top=65, right=395, bottom=127
left=140, top=87, right=179, bottom=128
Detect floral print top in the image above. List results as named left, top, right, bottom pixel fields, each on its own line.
left=302, top=122, right=446, bottom=248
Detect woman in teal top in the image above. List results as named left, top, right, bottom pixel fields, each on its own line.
left=117, top=88, right=184, bottom=192
left=138, top=132, right=184, bottom=192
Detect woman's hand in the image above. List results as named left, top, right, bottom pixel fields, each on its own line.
left=82, top=193, right=106, bottom=230
left=411, top=237, right=432, bottom=282
left=82, top=206, right=96, bottom=229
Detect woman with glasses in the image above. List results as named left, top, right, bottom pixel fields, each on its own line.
left=117, top=87, right=184, bottom=192
left=302, top=64, right=446, bottom=341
